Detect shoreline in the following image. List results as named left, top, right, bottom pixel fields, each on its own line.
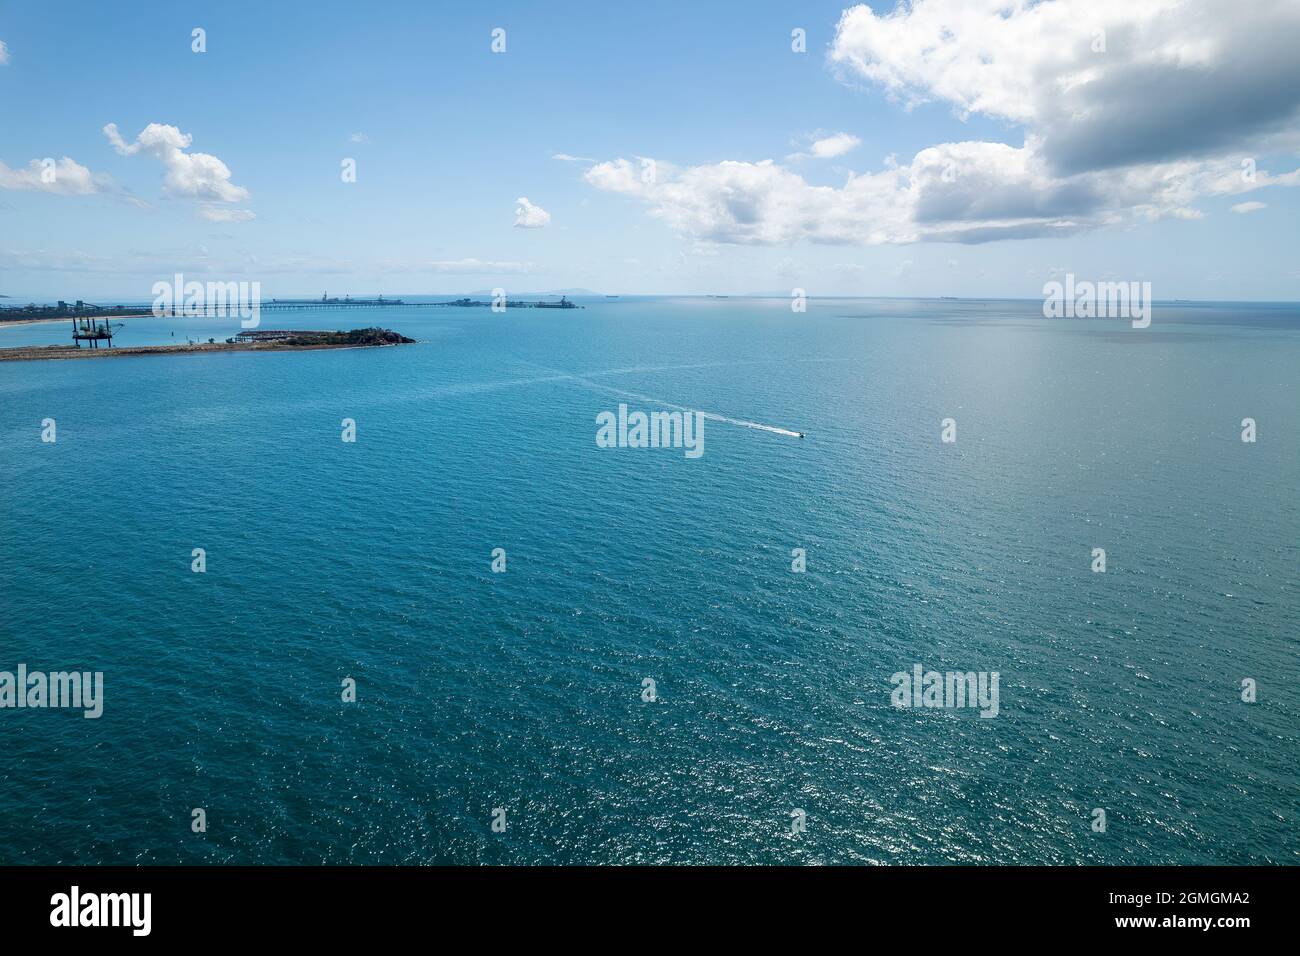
left=0, top=340, right=415, bottom=362
left=0, top=313, right=154, bottom=328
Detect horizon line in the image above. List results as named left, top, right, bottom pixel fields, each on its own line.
left=4, top=293, right=1299, bottom=307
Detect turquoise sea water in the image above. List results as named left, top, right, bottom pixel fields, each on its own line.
left=1, top=297, right=1297, bottom=864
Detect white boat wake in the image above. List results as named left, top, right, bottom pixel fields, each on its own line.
left=516, top=359, right=805, bottom=439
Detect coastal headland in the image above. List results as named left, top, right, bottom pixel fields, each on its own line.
left=0, top=327, right=416, bottom=362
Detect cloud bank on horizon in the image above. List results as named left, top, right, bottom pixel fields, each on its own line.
left=583, top=0, right=1300, bottom=246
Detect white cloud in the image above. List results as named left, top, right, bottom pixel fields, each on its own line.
left=588, top=156, right=905, bottom=244
left=199, top=206, right=256, bottom=223
left=104, top=122, right=251, bottom=204
left=829, top=0, right=1300, bottom=174
left=1231, top=200, right=1267, bottom=213
left=584, top=158, right=645, bottom=193
left=0, top=40, right=9, bottom=65
left=0, top=157, right=111, bottom=196
left=584, top=145, right=1299, bottom=246
left=553, top=153, right=595, bottom=163
left=583, top=1, right=1300, bottom=247
left=349, top=132, right=369, bottom=143
left=514, top=196, right=551, bottom=228
left=787, top=132, right=863, bottom=162
left=808, top=132, right=862, bottom=159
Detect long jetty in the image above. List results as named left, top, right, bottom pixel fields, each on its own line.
left=1, top=299, right=420, bottom=321
left=2, top=295, right=583, bottom=322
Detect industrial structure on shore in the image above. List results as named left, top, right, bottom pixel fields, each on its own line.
left=268, top=293, right=405, bottom=307
left=438, top=295, right=580, bottom=309
left=71, top=316, right=122, bottom=348
left=0, top=300, right=151, bottom=324
left=1, top=292, right=583, bottom=335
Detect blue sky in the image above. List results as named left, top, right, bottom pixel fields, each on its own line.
left=2, top=0, right=1299, bottom=300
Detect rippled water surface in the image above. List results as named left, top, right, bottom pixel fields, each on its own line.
left=1, top=297, right=1297, bottom=864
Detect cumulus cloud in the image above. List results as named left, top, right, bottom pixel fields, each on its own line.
left=584, top=157, right=659, bottom=194
left=1231, top=201, right=1267, bottom=213
left=829, top=0, right=1300, bottom=174
left=780, top=132, right=863, bottom=161
left=0, top=157, right=112, bottom=196
left=349, top=132, right=369, bottom=143
left=585, top=145, right=1295, bottom=245
left=587, top=156, right=906, bottom=244
left=811, top=132, right=861, bottom=158
left=104, top=122, right=251, bottom=204
left=514, top=196, right=551, bottom=228
left=790, top=132, right=862, bottom=161
left=584, top=1, right=1300, bottom=246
